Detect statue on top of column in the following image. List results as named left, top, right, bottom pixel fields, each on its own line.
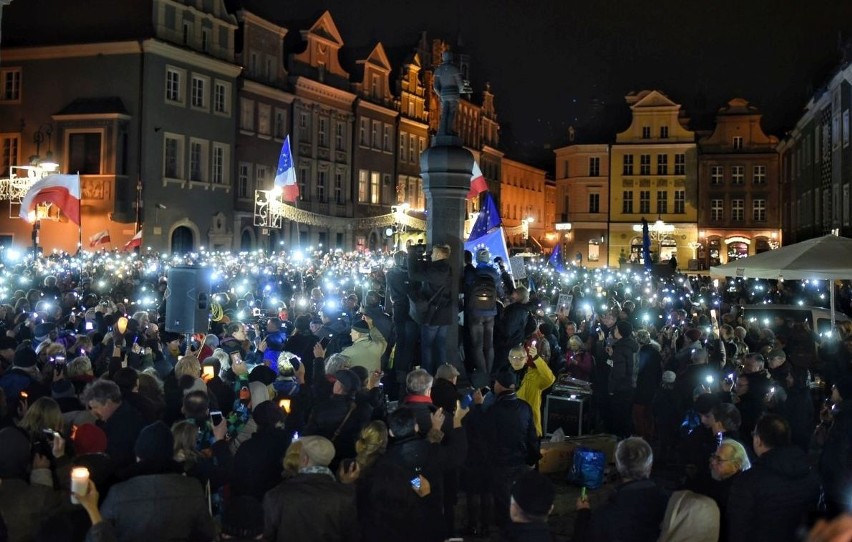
left=433, top=50, right=463, bottom=137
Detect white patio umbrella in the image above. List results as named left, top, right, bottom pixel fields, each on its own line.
left=710, top=234, right=852, bottom=328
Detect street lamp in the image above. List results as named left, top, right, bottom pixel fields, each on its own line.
left=522, top=216, right=534, bottom=240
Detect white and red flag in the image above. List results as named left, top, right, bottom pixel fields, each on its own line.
left=467, top=160, right=488, bottom=200
left=123, top=230, right=142, bottom=250
left=88, top=230, right=110, bottom=248
left=19, top=174, right=81, bottom=224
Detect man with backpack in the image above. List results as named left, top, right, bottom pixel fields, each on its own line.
left=464, top=248, right=504, bottom=379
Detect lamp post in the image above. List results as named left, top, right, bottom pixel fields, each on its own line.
left=29, top=211, right=40, bottom=260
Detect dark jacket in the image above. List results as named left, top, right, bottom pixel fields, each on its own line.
left=819, top=399, right=852, bottom=515
left=608, top=336, right=639, bottom=394
left=408, top=256, right=453, bottom=326
left=634, top=344, right=662, bottom=405
left=499, top=302, right=534, bottom=349
left=727, top=445, right=820, bottom=542
left=97, top=472, right=215, bottom=542
left=463, top=264, right=503, bottom=317
left=469, top=391, right=540, bottom=469
left=263, top=472, right=358, bottom=542
left=305, top=394, right=372, bottom=468
left=100, top=400, right=146, bottom=469
left=284, top=331, right=319, bottom=384
left=573, top=478, right=670, bottom=542
left=503, top=521, right=554, bottom=542
left=385, top=266, right=412, bottom=321
left=230, top=427, right=291, bottom=500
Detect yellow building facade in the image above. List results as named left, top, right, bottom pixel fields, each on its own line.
left=609, top=90, right=699, bottom=266
left=500, top=157, right=547, bottom=250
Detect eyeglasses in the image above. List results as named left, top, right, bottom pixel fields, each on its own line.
left=709, top=455, right=734, bottom=463
left=509, top=355, right=526, bottom=361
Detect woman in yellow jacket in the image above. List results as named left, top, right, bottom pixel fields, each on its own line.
left=508, top=343, right=556, bottom=437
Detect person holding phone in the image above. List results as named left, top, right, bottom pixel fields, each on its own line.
left=507, top=343, right=555, bottom=437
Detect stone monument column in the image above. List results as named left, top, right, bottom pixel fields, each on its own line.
left=420, top=141, right=472, bottom=368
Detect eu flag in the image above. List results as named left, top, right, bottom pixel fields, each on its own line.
left=468, top=192, right=501, bottom=242
left=274, top=135, right=299, bottom=202
left=548, top=242, right=566, bottom=273
left=464, top=227, right=511, bottom=273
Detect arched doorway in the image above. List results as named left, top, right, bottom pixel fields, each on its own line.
left=659, top=235, right=677, bottom=262
left=171, top=226, right=194, bottom=254
left=708, top=237, right=722, bottom=266
left=240, top=230, right=253, bottom=251
left=368, top=231, right=378, bottom=252
left=727, top=241, right=749, bottom=260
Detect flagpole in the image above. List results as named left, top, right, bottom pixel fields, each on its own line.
left=76, top=172, right=82, bottom=255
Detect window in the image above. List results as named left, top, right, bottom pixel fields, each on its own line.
left=201, top=28, right=209, bottom=53
left=371, top=121, right=380, bottom=148
left=274, top=109, right=287, bottom=139
left=334, top=171, right=344, bottom=204
left=711, top=165, right=723, bottom=185
left=660, top=126, right=669, bottom=138
left=257, top=104, right=271, bottom=136
left=213, top=80, right=230, bottom=115
left=640, top=154, right=651, bottom=175
left=189, top=139, right=207, bottom=181
left=657, top=154, right=668, bottom=175
left=68, top=132, right=102, bottom=174
left=409, top=137, right=416, bottom=164
left=359, top=118, right=368, bottom=146
left=190, top=75, right=207, bottom=109
left=0, top=68, right=21, bottom=102
left=383, top=124, right=392, bottom=152
left=317, top=169, right=327, bottom=202
left=656, top=191, right=668, bottom=214
left=238, top=163, right=250, bottom=199
left=588, top=240, right=600, bottom=262
left=0, top=134, right=19, bottom=176
left=298, top=167, right=308, bottom=201
left=731, top=165, right=744, bottom=185
left=844, top=111, right=850, bottom=148
left=183, top=21, right=192, bottom=46
left=733, top=136, right=743, bottom=150
left=358, top=170, right=368, bottom=202
left=370, top=172, right=380, bottom=204
left=589, top=157, right=600, bottom=176
left=163, top=134, right=183, bottom=178
left=711, top=199, right=723, bottom=221
left=318, top=117, right=328, bottom=147
left=588, top=193, right=600, bottom=213
left=674, top=153, right=685, bottom=175
left=674, top=190, right=685, bottom=214
left=400, top=133, right=408, bottom=162
left=622, top=154, right=633, bottom=175
left=335, top=123, right=345, bottom=151
left=753, top=199, right=766, bottom=222
left=256, top=166, right=267, bottom=189
left=211, top=143, right=227, bottom=184
left=639, top=190, right=651, bottom=214
left=642, top=126, right=651, bottom=139
left=239, top=98, right=254, bottom=131
left=753, top=165, right=766, bottom=184
left=165, top=67, right=184, bottom=104
left=731, top=199, right=744, bottom=221
left=299, top=111, right=308, bottom=130
left=622, top=191, right=634, bottom=214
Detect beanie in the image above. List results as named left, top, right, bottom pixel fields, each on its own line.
left=475, top=248, right=491, bottom=264
left=72, top=423, right=108, bottom=455
left=51, top=379, right=76, bottom=399
left=615, top=320, right=633, bottom=339
left=334, top=369, right=362, bottom=395
left=495, top=367, right=517, bottom=389
left=252, top=400, right=286, bottom=428
left=351, top=320, right=370, bottom=334
left=204, top=334, right=220, bottom=349
left=13, top=342, right=37, bottom=368
left=134, top=421, right=174, bottom=463
left=511, top=470, right=555, bottom=516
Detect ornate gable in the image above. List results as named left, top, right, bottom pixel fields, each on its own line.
left=292, top=10, right=349, bottom=79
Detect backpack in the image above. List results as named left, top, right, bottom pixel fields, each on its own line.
left=470, top=271, right=497, bottom=312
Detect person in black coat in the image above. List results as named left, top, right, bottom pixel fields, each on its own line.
left=230, top=401, right=291, bottom=500
left=727, top=414, right=820, bottom=542
left=466, top=368, right=540, bottom=533
left=408, top=244, right=453, bottom=375
left=574, top=437, right=670, bottom=542
left=81, top=379, right=145, bottom=469
left=819, top=378, right=852, bottom=518
left=385, top=251, right=418, bottom=398
left=607, top=321, right=638, bottom=438
left=504, top=470, right=555, bottom=542
left=495, top=287, right=534, bottom=373
left=633, top=330, right=662, bottom=441
left=283, top=315, right=319, bottom=385
left=776, top=366, right=814, bottom=453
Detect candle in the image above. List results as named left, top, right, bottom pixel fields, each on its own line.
left=70, top=467, right=89, bottom=504
left=278, top=398, right=291, bottom=414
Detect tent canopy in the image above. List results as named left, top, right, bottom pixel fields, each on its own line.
left=709, top=235, right=852, bottom=281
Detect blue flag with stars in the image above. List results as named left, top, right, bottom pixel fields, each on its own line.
left=468, top=192, right=501, bottom=242
left=548, top=242, right=566, bottom=273
left=274, top=135, right=299, bottom=202
left=464, top=226, right=512, bottom=275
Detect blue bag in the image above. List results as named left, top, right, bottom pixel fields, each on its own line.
left=566, top=446, right=606, bottom=489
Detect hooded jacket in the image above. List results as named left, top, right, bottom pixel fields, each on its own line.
left=608, top=336, right=639, bottom=394
left=726, top=445, right=820, bottom=542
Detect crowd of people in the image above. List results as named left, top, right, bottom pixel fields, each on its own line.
left=1, top=245, right=852, bottom=541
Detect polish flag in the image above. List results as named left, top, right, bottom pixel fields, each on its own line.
left=19, top=174, right=81, bottom=224
left=123, top=230, right=142, bottom=250
left=273, top=135, right=299, bottom=203
left=467, top=160, right=488, bottom=200
left=88, top=230, right=111, bottom=248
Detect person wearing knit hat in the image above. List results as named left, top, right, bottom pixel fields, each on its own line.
left=134, top=421, right=174, bottom=463
left=0, top=340, right=48, bottom=412
left=333, top=369, right=361, bottom=396
left=339, top=315, right=387, bottom=374
left=510, top=470, right=555, bottom=528
left=73, top=423, right=108, bottom=455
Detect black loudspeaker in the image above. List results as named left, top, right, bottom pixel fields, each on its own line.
left=165, top=266, right=212, bottom=334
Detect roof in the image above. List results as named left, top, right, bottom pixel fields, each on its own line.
left=54, top=97, right=130, bottom=116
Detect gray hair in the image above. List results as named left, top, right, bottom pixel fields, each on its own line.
left=435, top=363, right=459, bottom=381
left=719, top=438, right=751, bottom=471
left=324, top=353, right=351, bottom=375
left=81, top=379, right=122, bottom=406
left=691, top=348, right=708, bottom=364
left=615, top=437, right=653, bottom=481
left=406, top=368, right=434, bottom=395
left=513, top=286, right=530, bottom=304
left=636, top=330, right=651, bottom=345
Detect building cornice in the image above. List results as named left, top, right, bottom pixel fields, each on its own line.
left=238, top=10, right=287, bottom=38
left=292, top=76, right=356, bottom=109
left=52, top=113, right=132, bottom=122
left=357, top=98, right=397, bottom=117
left=143, top=39, right=242, bottom=77
left=242, top=80, right=295, bottom=104
left=1, top=41, right=142, bottom=62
